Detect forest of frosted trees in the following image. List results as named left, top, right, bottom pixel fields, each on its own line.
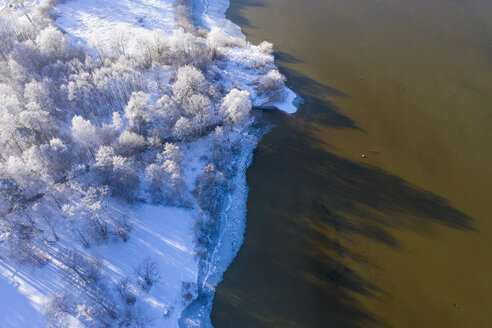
left=0, top=0, right=288, bottom=326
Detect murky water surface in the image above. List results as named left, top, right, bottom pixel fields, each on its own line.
left=212, top=1, right=492, bottom=327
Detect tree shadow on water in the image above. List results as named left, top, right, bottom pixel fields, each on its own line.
left=212, top=65, right=473, bottom=328
left=212, top=13, right=473, bottom=328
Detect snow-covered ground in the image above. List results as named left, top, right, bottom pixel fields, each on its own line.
left=56, top=0, right=176, bottom=43
left=0, top=138, right=207, bottom=327
left=0, top=202, right=199, bottom=327
left=0, top=0, right=298, bottom=327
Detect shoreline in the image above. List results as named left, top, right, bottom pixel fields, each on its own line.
left=179, top=1, right=299, bottom=326
left=0, top=0, right=298, bottom=326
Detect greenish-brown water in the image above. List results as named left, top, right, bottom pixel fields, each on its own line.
left=211, top=0, right=492, bottom=327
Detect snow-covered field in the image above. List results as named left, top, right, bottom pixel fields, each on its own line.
left=0, top=0, right=298, bottom=327
left=56, top=0, right=176, bottom=43
left=1, top=203, right=199, bottom=327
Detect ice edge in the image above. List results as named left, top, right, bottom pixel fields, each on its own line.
left=179, top=1, right=299, bottom=327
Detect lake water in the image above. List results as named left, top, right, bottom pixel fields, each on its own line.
left=211, top=0, right=492, bottom=327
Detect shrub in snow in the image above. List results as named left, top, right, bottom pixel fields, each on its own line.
left=45, top=285, right=117, bottom=328
left=258, top=41, right=274, bottom=54
left=108, top=28, right=128, bottom=56
left=119, top=305, right=155, bottom=328
left=206, top=28, right=246, bottom=49
left=148, top=29, right=171, bottom=65
left=174, top=0, right=195, bottom=33
left=134, top=257, right=161, bottom=292
left=181, top=281, right=198, bottom=305
left=211, top=126, right=237, bottom=176
left=168, top=29, right=211, bottom=69
left=257, top=69, right=287, bottom=103
left=238, top=48, right=273, bottom=69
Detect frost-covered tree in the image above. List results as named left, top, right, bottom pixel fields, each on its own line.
left=172, top=65, right=208, bottom=103
left=40, top=138, right=75, bottom=181
left=66, top=71, right=94, bottom=117
left=124, top=91, right=151, bottom=134
left=71, top=115, right=96, bottom=157
left=195, top=163, right=227, bottom=216
left=117, top=130, right=146, bottom=156
left=150, top=94, right=180, bottom=137
left=182, top=93, right=213, bottom=128
left=146, top=143, right=186, bottom=203
left=221, top=89, right=252, bottom=126
left=162, top=143, right=184, bottom=163
left=172, top=116, right=193, bottom=140
left=24, top=79, right=53, bottom=111
left=35, top=25, right=69, bottom=59
left=111, top=157, right=140, bottom=202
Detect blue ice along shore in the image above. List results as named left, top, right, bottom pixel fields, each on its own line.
left=180, top=1, right=298, bottom=327
left=141, top=0, right=298, bottom=324
left=0, top=0, right=298, bottom=327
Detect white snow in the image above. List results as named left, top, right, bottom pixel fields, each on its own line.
left=193, top=0, right=299, bottom=114
left=55, top=0, right=176, bottom=44
left=99, top=203, right=199, bottom=325
left=270, top=87, right=299, bottom=114
left=0, top=0, right=300, bottom=327
left=0, top=200, right=201, bottom=328
left=0, top=268, right=46, bottom=328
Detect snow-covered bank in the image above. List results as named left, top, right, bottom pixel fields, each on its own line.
left=179, top=127, right=267, bottom=328
left=177, top=1, right=299, bottom=327
left=56, top=0, right=176, bottom=43
left=0, top=0, right=299, bottom=327
left=192, top=0, right=299, bottom=114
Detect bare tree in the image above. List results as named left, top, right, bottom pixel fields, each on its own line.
left=44, top=291, right=74, bottom=328
left=134, top=257, right=161, bottom=292
left=116, top=276, right=136, bottom=305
